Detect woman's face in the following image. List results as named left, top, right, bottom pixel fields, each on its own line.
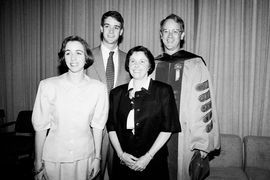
left=64, top=41, right=86, bottom=73
left=129, top=51, right=150, bottom=81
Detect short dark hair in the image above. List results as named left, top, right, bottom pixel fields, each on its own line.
left=125, top=46, right=155, bottom=76
left=101, top=11, right=124, bottom=29
left=160, top=14, right=185, bottom=32
left=58, top=35, right=94, bottom=69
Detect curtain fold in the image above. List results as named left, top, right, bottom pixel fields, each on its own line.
left=0, top=0, right=269, bottom=137
left=194, top=0, right=270, bottom=137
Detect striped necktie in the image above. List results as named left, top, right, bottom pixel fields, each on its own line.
left=106, top=51, right=115, bottom=92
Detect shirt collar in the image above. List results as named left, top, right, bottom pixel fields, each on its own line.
left=60, top=73, right=91, bottom=93
left=127, top=77, right=151, bottom=94
left=101, top=43, right=118, bottom=54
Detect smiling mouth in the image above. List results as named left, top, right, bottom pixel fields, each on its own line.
left=70, top=62, right=79, bottom=67
left=133, top=70, right=141, bottom=73
left=167, top=38, right=174, bottom=43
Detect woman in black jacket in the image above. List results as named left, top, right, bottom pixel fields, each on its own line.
left=106, top=46, right=181, bottom=180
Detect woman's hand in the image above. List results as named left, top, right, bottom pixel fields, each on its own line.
left=34, top=131, right=48, bottom=179
left=88, top=158, right=101, bottom=179
left=131, top=153, right=152, bottom=171
left=200, top=150, right=208, bottom=159
left=34, top=165, right=49, bottom=180
left=120, top=152, right=138, bottom=168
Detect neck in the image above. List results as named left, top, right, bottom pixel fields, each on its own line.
left=165, top=48, right=181, bottom=55
left=133, top=77, right=148, bottom=91
left=66, top=71, right=85, bottom=85
left=102, top=41, right=118, bottom=51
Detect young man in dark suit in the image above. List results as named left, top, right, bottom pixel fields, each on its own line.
left=86, top=11, right=130, bottom=180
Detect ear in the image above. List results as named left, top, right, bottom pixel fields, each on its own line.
left=180, top=32, right=185, bottom=40
left=120, top=29, right=124, bottom=36
left=100, top=26, right=103, bottom=33
left=160, top=31, right=163, bottom=39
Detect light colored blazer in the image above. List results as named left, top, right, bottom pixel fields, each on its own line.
left=32, top=73, right=108, bottom=162
left=86, top=46, right=130, bottom=87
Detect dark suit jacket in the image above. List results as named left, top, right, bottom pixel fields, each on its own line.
left=86, top=46, right=130, bottom=87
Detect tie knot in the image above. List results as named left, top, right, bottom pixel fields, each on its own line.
left=109, top=51, right=114, bottom=57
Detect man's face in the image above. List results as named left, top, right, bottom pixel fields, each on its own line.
left=101, top=17, right=123, bottom=46
left=160, top=19, right=185, bottom=54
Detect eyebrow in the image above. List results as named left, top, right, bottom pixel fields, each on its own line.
left=162, top=29, right=181, bottom=31
left=104, top=23, right=121, bottom=28
left=64, top=49, right=84, bottom=53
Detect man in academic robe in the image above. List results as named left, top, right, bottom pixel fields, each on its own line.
left=154, top=14, right=220, bottom=180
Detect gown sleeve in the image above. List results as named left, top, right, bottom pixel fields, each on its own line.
left=181, top=58, right=220, bottom=153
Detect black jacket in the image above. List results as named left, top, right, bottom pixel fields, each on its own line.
left=107, top=79, right=181, bottom=158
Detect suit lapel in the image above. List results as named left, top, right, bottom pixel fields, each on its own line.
left=93, top=46, right=107, bottom=83
left=116, top=50, right=127, bottom=86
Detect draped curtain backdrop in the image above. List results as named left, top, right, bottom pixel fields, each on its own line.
left=0, top=0, right=269, bottom=138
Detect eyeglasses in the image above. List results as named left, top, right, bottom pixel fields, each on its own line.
left=161, top=29, right=183, bottom=36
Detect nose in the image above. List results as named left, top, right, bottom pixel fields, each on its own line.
left=168, top=30, right=173, bottom=37
left=71, top=53, right=76, bottom=61
left=134, top=62, right=139, bottom=68
left=109, top=27, right=114, bottom=33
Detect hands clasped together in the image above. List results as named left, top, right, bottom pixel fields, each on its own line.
left=119, top=152, right=153, bottom=172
